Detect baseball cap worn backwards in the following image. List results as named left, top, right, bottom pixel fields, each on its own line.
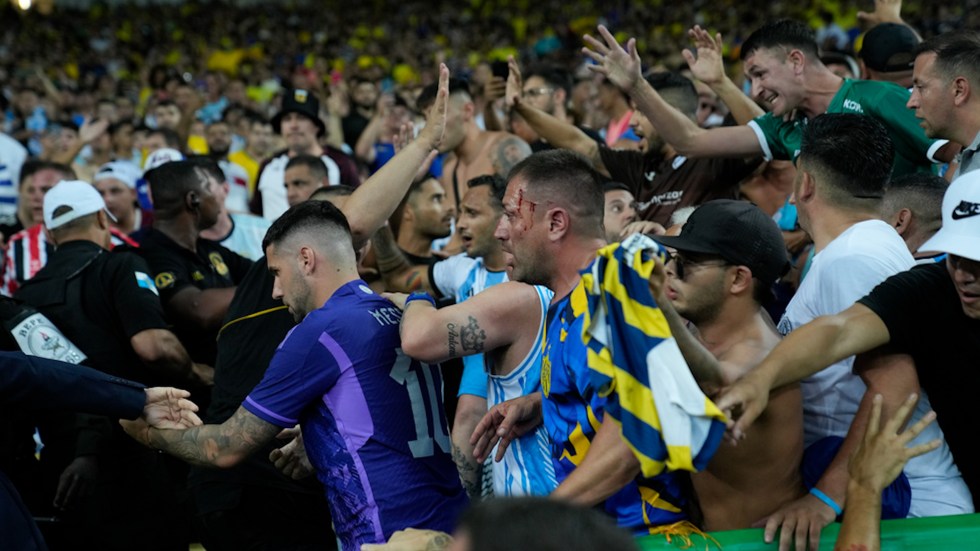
left=44, top=180, right=117, bottom=230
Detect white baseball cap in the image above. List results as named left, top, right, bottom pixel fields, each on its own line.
left=94, top=161, right=141, bottom=189
left=143, top=148, right=184, bottom=172
left=43, top=180, right=118, bottom=230
left=920, top=170, right=980, bottom=261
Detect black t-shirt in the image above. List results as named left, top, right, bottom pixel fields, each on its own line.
left=598, top=147, right=759, bottom=227
left=188, top=255, right=322, bottom=513
left=15, top=240, right=169, bottom=383
left=858, top=263, right=980, bottom=505
left=136, top=228, right=253, bottom=364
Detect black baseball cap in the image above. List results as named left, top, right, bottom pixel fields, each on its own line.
left=272, top=89, right=326, bottom=137
left=859, top=23, right=919, bottom=73
left=653, top=200, right=789, bottom=286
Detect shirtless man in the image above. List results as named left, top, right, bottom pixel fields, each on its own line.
left=416, top=79, right=531, bottom=214
left=651, top=199, right=804, bottom=530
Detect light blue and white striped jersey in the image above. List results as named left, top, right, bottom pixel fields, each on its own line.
left=488, top=284, right=557, bottom=497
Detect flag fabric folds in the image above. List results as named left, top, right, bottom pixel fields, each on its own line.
left=578, top=234, right=727, bottom=478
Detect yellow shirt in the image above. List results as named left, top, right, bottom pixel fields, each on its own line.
left=228, top=150, right=260, bottom=197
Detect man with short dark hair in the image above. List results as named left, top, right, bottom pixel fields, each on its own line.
left=881, top=172, right=947, bottom=261
left=253, top=90, right=360, bottom=220
left=137, top=160, right=253, bottom=365
left=123, top=200, right=468, bottom=551
left=908, top=30, right=980, bottom=179
left=602, top=182, right=637, bottom=243
left=205, top=119, right=250, bottom=212
left=584, top=21, right=955, bottom=177
left=284, top=154, right=331, bottom=208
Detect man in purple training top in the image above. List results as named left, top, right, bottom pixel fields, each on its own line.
left=122, top=200, right=467, bottom=550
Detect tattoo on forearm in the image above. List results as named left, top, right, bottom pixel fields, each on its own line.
left=447, top=323, right=459, bottom=356
left=460, top=316, right=486, bottom=353
left=490, top=136, right=532, bottom=176
left=152, top=407, right=278, bottom=468
left=452, top=443, right=481, bottom=499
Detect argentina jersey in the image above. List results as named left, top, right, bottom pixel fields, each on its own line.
left=432, top=254, right=509, bottom=399
left=488, top=285, right=557, bottom=497
left=542, top=285, right=688, bottom=535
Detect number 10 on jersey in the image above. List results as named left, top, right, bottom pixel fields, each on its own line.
left=391, top=349, right=451, bottom=458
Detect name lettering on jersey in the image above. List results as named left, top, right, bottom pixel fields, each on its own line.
left=209, top=252, right=230, bottom=276
left=842, top=99, right=864, bottom=113
left=369, top=307, right=402, bottom=326
left=644, top=171, right=657, bottom=182
left=633, top=190, right=684, bottom=212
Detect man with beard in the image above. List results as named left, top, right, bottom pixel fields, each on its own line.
left=205, top=119, right=250, bottom=213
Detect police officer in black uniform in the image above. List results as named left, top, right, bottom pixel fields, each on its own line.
left=137, top=159, right=252, bottom=366
left=14, top=180, right=210, bottom=550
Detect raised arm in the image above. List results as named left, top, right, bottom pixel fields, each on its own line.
left=682, top=26, right=765, bottom=125
left=506, top=56, right=608, bottom=175
left=370, top=225, right=435, bottom=293
left=341, top=64, right=450, bottom=249
left=396, top=281, right=541, bottom=363
left=582, top=25, right=762, bottom=159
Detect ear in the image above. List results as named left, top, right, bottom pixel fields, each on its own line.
left=186, top=191, right=200, bottom=210
left=545, top=206, right=570, bottom=241
left=892, top=207, right=914, bottom=236
left=96, top=209, right=110, bottom=230
left=729, top=266, right=753, bottom=296
left=952, top=76, right=971, bottom=107
left=462, top=100, right=476, bottom=121
left=298, top=245, right=316, bottom=275
left=788, top=49, right=806, bottom=74
left=797, top=170, right=817, bottom=204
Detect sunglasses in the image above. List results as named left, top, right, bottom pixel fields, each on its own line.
left=668, top=252, right=730, bottom=280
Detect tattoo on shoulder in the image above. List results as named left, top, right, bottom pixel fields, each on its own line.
left=490, top=136, right=532, bottom=176
left=460, top=316, right=486, bottom=353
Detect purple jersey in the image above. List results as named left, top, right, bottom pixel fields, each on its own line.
left=244, top=281, right=467, bottom=550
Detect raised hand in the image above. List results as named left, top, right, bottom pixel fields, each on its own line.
left=582, top=25, right=643, bottom=93
left=416, top=64, right=450, bottom=152
left=505, top=55, right=523, bottom=111
left=682, top=26, right=726, bottom=86
left=849, top=393, right=940, bottom=494
left=78, top=117, right=110, bottom=144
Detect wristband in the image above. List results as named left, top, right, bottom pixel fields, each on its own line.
left=405, top=292, right=436, bottom=308
left=809, top=487, right=843, bottom=516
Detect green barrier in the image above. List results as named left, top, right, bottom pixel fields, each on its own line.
left=637, top=514, right=980, bottom=550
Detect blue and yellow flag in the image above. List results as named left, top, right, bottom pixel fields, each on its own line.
left=579, top=234, right=727, bottom=478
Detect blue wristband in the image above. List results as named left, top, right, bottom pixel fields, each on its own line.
left=809, top=487, right=843, bottom=516
left=404, top=292, right=436, bottom=308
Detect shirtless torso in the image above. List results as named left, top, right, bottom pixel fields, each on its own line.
left=441, top=130, right=531, bottom=211
left=692, top=311, right=805, bottom=531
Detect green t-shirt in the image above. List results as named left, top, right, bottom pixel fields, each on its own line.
left=748, top=79, right=944, bottom=176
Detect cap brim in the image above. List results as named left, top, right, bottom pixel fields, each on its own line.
left=651, top=234, right=724, bottom=256
left=919, top=229, right=980, bottom=261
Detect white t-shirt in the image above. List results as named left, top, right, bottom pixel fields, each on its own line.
left=779, top=219, right=972, bottom=516
left=256, top=153, right=340, bottom=221
left=219, top=159, right=251, bottom=214
left=0, top=133, right=28, bottom=222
